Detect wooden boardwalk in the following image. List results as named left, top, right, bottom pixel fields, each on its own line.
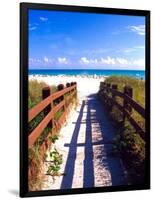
left=43, top=93, right=129, bottom=190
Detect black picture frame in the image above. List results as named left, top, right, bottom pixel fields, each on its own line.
left=20, top=2, right=150, bottom=198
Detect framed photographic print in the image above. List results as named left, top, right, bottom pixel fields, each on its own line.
left=20, top=2, right=150, bottom=197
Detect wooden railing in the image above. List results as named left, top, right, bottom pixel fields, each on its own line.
left=98, top=82, right=145, bottom=140
left=28, top=82, right=77, bottom=147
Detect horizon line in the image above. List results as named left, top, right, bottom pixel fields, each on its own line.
left=29, top=68, right=145, bottom=71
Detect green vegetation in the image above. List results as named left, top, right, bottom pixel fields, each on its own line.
left=28, top=79, right=77, bottom=190
left=28, top=80, right=57, bottom=134
left=29, top=80, right=57, bottom=109
left=28, top=80, right=58, bottom=190
left=105, top=76, right=145, bottom=107
left=105, top=76, right=145, bottom=130
left=48, top=134, right=59, bottom=144
left=101, top=76, right=145, bottom=184
left=46, top=148, right=63, bottom=181
left=45, top=134, right=63, bottom=181
left=28, top=144, right=44, bottom=190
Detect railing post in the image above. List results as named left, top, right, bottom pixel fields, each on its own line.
left=103, top=82, right=108, bottom=104
left=105, top=83, right=110, bottom=108
left=70, top=82, right=75, bottom=98
left=66, top=82, right=71, bottom=95
left=66, top=82, right=71, bottom=88
left=57, top=84, right=65, bottom=111
left=100, top=82, right=104, bottom=91
left=111, top=84, right=118, bottom=110
left=57, top=84, right=64, bottom=103
left=42, top=87, right=52, bottom=128
left=99, top=82, right=105, bottom=102
left=103, top=82, right=107, bottom=96
left=107, top=83, right=111, bottom=92
left=65, top=82, right=71, bottom=107
left=123, top=85, right=133, bottom=122
left=74, top=82, right=77, bottom=99
left=112, top=84, right=118, bottom=99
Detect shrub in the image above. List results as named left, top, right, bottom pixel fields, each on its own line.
left=101, top=76, right=145, bottom=184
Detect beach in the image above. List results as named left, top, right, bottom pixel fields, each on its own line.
left=28, top=74, right=145, bottom=190
left=29, top=75, right=106, bottom=101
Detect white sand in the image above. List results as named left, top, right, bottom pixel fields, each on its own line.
left=37, top=75, right=128, bottom=190
left=29, top=75, right=105, bottom=101
left=29, top=75, right=114, bottom=189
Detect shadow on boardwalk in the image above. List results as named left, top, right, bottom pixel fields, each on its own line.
left=60, top=94, right=128, bottom=189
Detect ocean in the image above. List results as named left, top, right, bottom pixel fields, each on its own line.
left=29, top=69, right=145, bottom=79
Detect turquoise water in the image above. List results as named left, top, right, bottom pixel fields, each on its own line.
left=29, top=69, right=145, bottom=79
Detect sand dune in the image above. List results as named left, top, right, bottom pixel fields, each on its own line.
left=29, top=75, right=105, bottom=101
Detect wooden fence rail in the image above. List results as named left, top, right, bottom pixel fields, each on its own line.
left=28, top=82, right=77, bottom=147
left=98, top=82, right=145, bottom=140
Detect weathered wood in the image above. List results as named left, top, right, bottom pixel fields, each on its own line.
left=106, top=83, right=111, bottom=92
left=109, top=87, right=124, bottom=98
left=124, top=86, right=133, bottom=112
left=29, top=100, right=65, bottom=147
left=58, top=110, right=66, bottom=125
left=42, top=87, right=52, bottom=128
left=99, top=83, right=145, bottom=139
left=53, top=100, right=65, bottom=114
left=28, top=95, right=52, bottom=122
left=29, top=85, right=76, bottom=122
left=112, top=84, right=117, bottom=92
left=124, top=110, right=145, bottom=140
left=29, top=110, right=54, bottom=147
left=58, top=84, right=66, bottom=114
left=109, top=98, right=145, bottom=139
left=123, top=86, right=132, bottom=122
left=56, top=84, right=64, bottom=104
left=66, top=82, right=71, bottom=87
left=123, top=94, right=145, bottom=118
left=112, top=84, right=118, bottom=102
left=107, top=86, right=145, bottom=118
left=28, top=84, right=77, bottom=147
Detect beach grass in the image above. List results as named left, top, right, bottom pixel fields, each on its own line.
left=28, top=80, right=58, bottom=190
left=103, top=76, right=145, bottom=184
left=104, top=76, right=145, bottom=107
left=28, top=79, right=77, bottom=190
left=29, top=79, right=57, bottom=109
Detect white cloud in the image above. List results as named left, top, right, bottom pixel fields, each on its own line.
left=29, top=23, right=39, bottom=31
left=29, top=58, right=42, bottom=67
left=80, top=57, right=90, bottom=64
left=29, top=56, right=145, bottom=70
left=29, top=26, right=37, bottom=31
left=29, top=58, right=41, bottom=63
left=101, top=56, right=115, bottom=65
left=40, top=17, right=48, bottom=21
left=29, top=58, right=34, bottom=63
left=44, top=56, right=49, bottom=63
left=116, top=58, right=128, bottom=65
left=132, top=59, right=144, bottom=67
left=78, top=56, right=145, bottom=69
left=42, top=56, right=53, bottom=65
left=80, top=56, right=116, bottom=65
left=128, top=25, right=145, bottom=36
left=90, top=59, right=98, bottom=64
left=58, top=57, right=68, bottom=64
left=101, top=57, right=129, bottom=66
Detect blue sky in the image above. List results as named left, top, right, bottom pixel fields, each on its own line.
left=28, top=9, right=145, bottom=70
